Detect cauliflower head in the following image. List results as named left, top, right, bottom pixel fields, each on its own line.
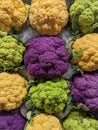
left=28, top=78, right=70, bottom=114
left=0, top=35, right=25, bottom=70
left=70, top=0, right=98, bottom=34
left=0, top=0, right=27, bottom=32
left=24, top=36, right=69, bottom=79
left=0, top=72, right=27, bottom=111
left=29, top=0, right=69, bottom=35
left=72, top=33, right=98, bottom=72
left=71, top=72, right=98, bottom=113
left=63, top=111, right=98, bottom=130
left=0, top=109, right=26, bottom=130
left=26, top=114, right=62, bottom=130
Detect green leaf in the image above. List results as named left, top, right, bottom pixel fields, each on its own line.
left=77, top=103, right=90, bottom=111
left=72, top=50, right=83, bottom=58
left=26, top=111, right=32, bottom=120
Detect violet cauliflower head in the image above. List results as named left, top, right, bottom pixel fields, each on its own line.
left=0, top=109, right=26, bottom=130
left=24, top=36, right=69, bottom=78
left=71, top=72, right=98, bottom=113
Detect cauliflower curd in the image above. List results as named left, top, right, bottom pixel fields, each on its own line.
left=0, top=72, right=27, bottom=111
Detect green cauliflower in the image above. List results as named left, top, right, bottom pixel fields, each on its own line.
left=0, top=35, right=25, bottom=70
left=63, top=111, right=98, bottom=130
left=28, top=78, right=70, bottom=114
left=70, top=0, right=98, bottom=34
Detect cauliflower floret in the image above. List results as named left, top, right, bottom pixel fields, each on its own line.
left=63, top=111, right=98, bottom=130
left=26, top=114, right=62, bottom=130
left=72, top=33, right=98, bottom=72
left=69, top=0, right=98, bottom=34
left=0, top=109, right=26, bottom=129
left=29, top=0, right=69, bottom=35
left=0, top=72, right=27, bottom=111
left=24, top=36, right=69, bottom=79
left=0, top=0, right=27, bottom=32
left=0, top=35, right=25, bottom=70
left=27, top=78, right=70, bottom=114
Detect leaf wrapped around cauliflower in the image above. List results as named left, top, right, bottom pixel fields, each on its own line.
left=27, top=78, right=70, bottom=114
left=63, top=111, right=98, bottom=130
left=69, top=0, right=98, bottom=34
left=71, top=72, right=98, bottom=113
left=29, top=0, right=69, bottom=35
left=0, top=35, right=25, bottom=70
left=71, top=33, right=98, bottom=72
left=24, top=36, right=70, bottom=79
left=0, top=72, right=27, bottom=111
left=0, top=0, right=27, bottom=32
left=0, top=109, right=26, bottom=130
left=25, top=114, right=62, bottom=130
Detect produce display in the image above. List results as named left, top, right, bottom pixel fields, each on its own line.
left=0, top=0, right=98, bottom=130
left=24, top=36, right=70, bottom=78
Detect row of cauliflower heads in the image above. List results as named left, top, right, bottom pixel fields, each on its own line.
left=1, top=0, right=98, bottom=130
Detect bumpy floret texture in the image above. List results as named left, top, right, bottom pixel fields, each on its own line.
left=0, top=0, right=26, bottom=32
left=70, top=0, right=98, bottom=34
left=71, top=72, right=98, bottom=113
left=24, top=37, right=69, bottom=78
left=63, top=111, right=98, bottom=130
left=0, top=35, right=25, bottom=69
left=26, top=114, right=62, bottom=130
left=72, top=34, right=98, bottom=72
left=28, top=78, right=70, bottom=114
left=0, top=109, right=26, bottom=130
left=29, top=0, right=69, bottom=35
left=0, top=72, right=27, bottom=111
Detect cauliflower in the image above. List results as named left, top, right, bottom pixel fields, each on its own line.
left=29, top=0, right=69, bottom=35
left=27, top=78, right=70, bottom=114
left=63, top=111, right=98, bottom=130
left=25, top=114, right=62, bottom=130
left=71, top=72, right=98, bottom=113
left=0, top=109, right=26, bottom=130
left=24, top=36, right=69, bottom=79
left=0, top=0, right=27, bottom=32
left=71, top=33, right=98, bottom=72
left=69, top=0, right=98, bottom=34
left=0, top=72, right=27, bottom=111
left=0, top=35, right=25, bottom=70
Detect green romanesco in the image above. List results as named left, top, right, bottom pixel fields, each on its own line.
left=28, top=78, right=70, bottom=114
left=0, top=35, right=25, bottom=70
left=63, top=111, right=98, bottom=130
left=70, top=0, right=98, bottom=34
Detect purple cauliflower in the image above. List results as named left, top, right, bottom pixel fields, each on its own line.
left=24, top=36, right=70, bottom=78
left=71, top=73, right=98, bottom=113
left=0, top=109, right=26, bottom=130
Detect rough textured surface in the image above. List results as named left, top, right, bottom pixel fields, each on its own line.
left=29, top=0, right=69, bottom=35
left=26, top=114, right=62, bottom=130
left=0, top=0, right=27, bottom=32
left=70, top=0, right=98, bottom=34
left=24, top=36, right=69, bottom=78
left=0, top=72, right=27, bottom=111
left=72, top=33, right=98, bottom=72
left=0, top=35, right=25, bottom=70
left=0, top=109, right=26, bottom=130
left=71, top=72, right=98, bottom=113
left=28, top=78, right=70, bottom=114
left=63, top=111, right=98, bottom=130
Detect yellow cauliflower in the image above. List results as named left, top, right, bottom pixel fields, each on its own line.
left=72, top=33, right=98, bottom=72
left=29, top=0, right=69, bottom=35
left=26, top=114, right=62, bottom=130
left=0, top=0, right=27, bottom=32
left=0, top=72, right=27, bottom=111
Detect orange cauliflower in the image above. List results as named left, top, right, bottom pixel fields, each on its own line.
left=25, top=114, right=62, bottom=130
left=0, top=0, right=27, bottom=32
left=29, top=0, right=69, bottom=35
left=72, top=33, right=98, bottom=72
left=0, top=72, right=27, bottom=111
